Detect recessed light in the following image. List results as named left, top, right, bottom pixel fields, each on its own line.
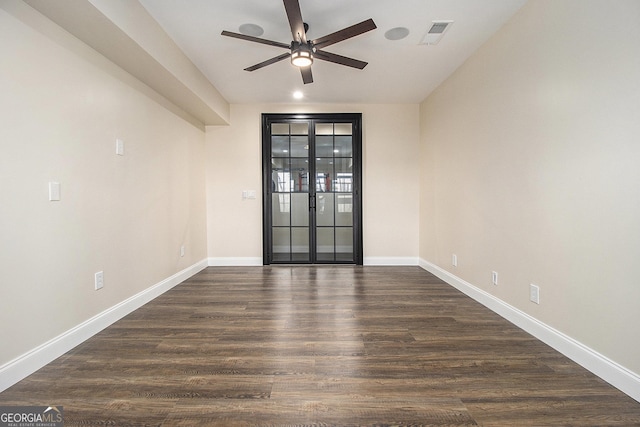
left=293, top=91, right=304, bottom=99
left=384, top=27, right=410, bottom=41
left=239, top=23, right=264, bottom=37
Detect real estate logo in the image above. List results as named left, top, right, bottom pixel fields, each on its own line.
left=0, top=406, right=63, bottom=427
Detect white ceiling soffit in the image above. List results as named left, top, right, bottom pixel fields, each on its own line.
left=23, top=0, right=230, bottom=127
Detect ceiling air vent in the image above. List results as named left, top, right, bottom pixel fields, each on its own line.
left=420, top=21, right=453, bottom=45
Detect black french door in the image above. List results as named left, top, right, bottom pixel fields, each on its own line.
left=262, top=113, right=363, bottom=265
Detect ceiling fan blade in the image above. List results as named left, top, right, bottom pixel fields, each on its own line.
left=312, top=19, right=377, bottom=50
left=314, top=50, right=368, bottom=70
left=300, top=66, right=313, bottom=84
left=244, top=52, right=291, bottom=72
left=221, top=30, right=290, bottom=49
left=283, top=0, right=307, bottom=43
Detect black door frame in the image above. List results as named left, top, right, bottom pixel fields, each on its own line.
left=262, top=113, right=363, bottom=265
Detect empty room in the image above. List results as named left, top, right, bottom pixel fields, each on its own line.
left=1, top=0, right=639, bottom=425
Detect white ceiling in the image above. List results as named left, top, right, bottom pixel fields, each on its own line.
left=139, top=0, right=527, bottom=105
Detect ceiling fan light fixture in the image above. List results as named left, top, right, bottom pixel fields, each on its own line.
left=291, top=42, right=314, bottom=67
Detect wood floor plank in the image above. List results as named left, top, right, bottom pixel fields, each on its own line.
left=1, top=266, right=639, bottom=426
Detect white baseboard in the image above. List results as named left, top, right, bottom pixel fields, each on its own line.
left=419, top=258, right=640, bottom=404
left=208, top=257, right=419, bottom=267
left=0, top=259, right=209, bottom=393
left=364, top=256, right=419, bottom=266
left=208, top=257, right=263, bottom=266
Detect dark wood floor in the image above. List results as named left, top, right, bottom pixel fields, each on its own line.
left=1, top=266, right=639, bottom=426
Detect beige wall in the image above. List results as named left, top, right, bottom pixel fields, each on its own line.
left=206, top=103, right=420, bottom=263
left=0, top=5, right=207, bottom=367
left=420, top=0, right=640, bottom=375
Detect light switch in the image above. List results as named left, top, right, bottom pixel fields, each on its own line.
left=116, top=138, right=124, bottom=155
left=242, top=190, right=257, bottom=200
left=95, top=271, right=104, bottom=290
left=48, top=181, right=61, bottom=201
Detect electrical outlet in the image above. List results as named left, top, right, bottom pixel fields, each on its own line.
left=95, top=271, right=104, bottom=290
left=530, top=284, right=540, bottom=304
left=452, top=254, right=457, bottom=267
left=180, top=245, right=185, bottom=257
left=492, top=271, right=498, bottom=285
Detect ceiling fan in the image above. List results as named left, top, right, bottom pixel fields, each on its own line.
left=221, top=0, right=377, bottom=84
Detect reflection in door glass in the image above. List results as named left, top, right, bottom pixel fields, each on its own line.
left=335, top=136, right=353, bottom=156
left=272, top=227, right=291, bottom=262
left=316, top=194, right=334, bottom=227
left=272, top=193, right=290, bottom=226
left=316, top=227, right=334, bottom=262
left=291, top=136, right=309, bottom=157
left=291, top=193, right=309, bottom=226
left=290, top=158, right=309, bottom=192
left=315, top=159, right=333, bottom=192
left=291, top=227, right=310, bottom=261
left=315, top=135, right=334, bottom=157
left=336, top=227, right=354, bottom=261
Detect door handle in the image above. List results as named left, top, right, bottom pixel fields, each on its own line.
left=309, top=194, right=316, bottom=209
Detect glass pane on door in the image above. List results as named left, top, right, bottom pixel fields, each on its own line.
left=336, top=227, right=354, bottom=261
left=272, top=227, right=290, bottom=262
left=336, top=194, right=353, bottom=226
left=291, top=193, right=309, bottom=226
left=291, top=227, right=310, bottom=261
left=316, top=227, right=335, bottom=262
left=316, top=193, right=334, bottom=227
left=314, top=122, right=354, bottom=263
left=315, top=135, right=334, bottom=157
left=272, top=193, right=290, bottom=226
left=270, top=122, right=310, bottom=263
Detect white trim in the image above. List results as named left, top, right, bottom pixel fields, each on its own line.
left=209, top=257, right=421, bottom=267
left=364, top=256, right=419, bottom=266
left=0, top=259, right=208, bottom=393
left=208, top=257, right=263, bottom=266
left=419, top=258, right=640, bottom=404
left=209, top=257, right=420, bottom=266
